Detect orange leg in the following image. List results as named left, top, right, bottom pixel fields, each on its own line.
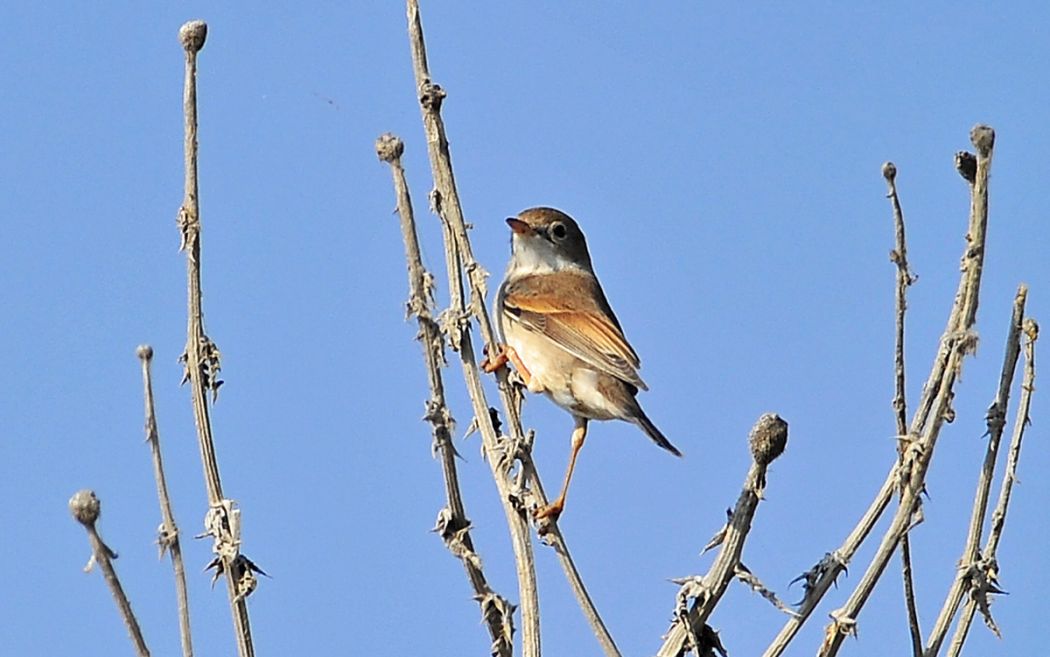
left=481, top=344, right=533, bottom=387
left=535, top=417, right=588, bottom=521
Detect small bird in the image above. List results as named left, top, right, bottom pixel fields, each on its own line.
left=483, top=207, right=681, bottom=521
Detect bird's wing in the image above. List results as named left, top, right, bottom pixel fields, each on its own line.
left=502, top=270, right=647, bottom=390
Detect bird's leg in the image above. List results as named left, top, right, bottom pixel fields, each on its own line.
left=481, top=344, right=533, bottom=387
left=535, top=417, right=588, bottom=521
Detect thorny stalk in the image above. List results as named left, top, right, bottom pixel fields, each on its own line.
left=816, top=125, right=997, bottom=657
left=404, top=4, right=539, bottom=655
left=882, top=161, right=922, bottom=657
left=69, top=490, right=151, bottom=657
left=656, top=414, right=788, bottom=657
left=377, top=133, right=514, bottom=657
left=405, top=2, right=621, bottom=656
left=945, top=318, right=1038, bottom=657
left=174, top=20, right=254, bottom=657
left=923, top=286, right=1027, bottom=656
left=137, top=345, right=194, bottom=657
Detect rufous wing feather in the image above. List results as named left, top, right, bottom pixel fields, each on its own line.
left=502, top=271, right=648, bottom=390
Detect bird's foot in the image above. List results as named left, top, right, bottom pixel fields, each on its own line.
left=533, top=499, right=564, bottom=522
left=480, top=344, right=508, bottom=373
left=482, top=344, right=534, bottom=387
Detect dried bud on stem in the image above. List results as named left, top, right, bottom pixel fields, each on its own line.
left=69, top=489, right=101, bottom=526
left=375, top=133, right=405, bottom=163
left=750, top=413, right=788, bottom=466
left=179, top=20, right=207, bottom=53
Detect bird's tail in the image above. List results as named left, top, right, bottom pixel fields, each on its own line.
left=634, top=411, right=682, bottom=457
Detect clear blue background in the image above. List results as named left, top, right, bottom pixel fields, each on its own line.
left=2, top=3, right=1047, bottom=656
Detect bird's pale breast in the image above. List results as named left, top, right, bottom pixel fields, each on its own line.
left=503, top=318, right=623, bottom=421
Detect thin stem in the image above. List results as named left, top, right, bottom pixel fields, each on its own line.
left=175, top=20, right=254, bottom=657
left=882, top=161, right=922, bottom=657
left=137, top=345, right=194, bottom=657
left=944, top=317, right=1037, bottom=657
left=377, top=134, right=514, bottom=656
left=657, top=414, right=787, bottom=657
left=69, top=490, right=151, bottom=657
left=404, top=5, right=540, bottom=655
left=924, top=286, right=1027, bottom=656
left=405, top=3, right=622, bottom=655
left=816, top=125, right=996, bottom=657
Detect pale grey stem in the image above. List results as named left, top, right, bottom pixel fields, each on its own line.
left=403, top=5, right=541, bottom=655
left=405, top=3, right=623, bottom=656
left=175, top=20, right=254, bottom=657
left=137, top=345, right=194, bottom=657
left=882, top=161, right=922, bottom=657
left=657, top=414, right=788, bottom=657
left=924, top=286, right=1027, bottom=657
left=816, top=125, right=996, bottom=657
left=764, top=127, right=995, bottom=657
left=944, top=318, right=1037, bottom=657
left=902, top=132, right=991, bottom=449
left=69, top=490, right=151, bottom=657
left=377, top=133, right=514, bottom=657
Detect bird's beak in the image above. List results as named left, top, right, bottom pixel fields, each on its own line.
left=506, top=217, right=531, bottom=235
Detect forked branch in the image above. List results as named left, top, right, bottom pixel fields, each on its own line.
left=816, top=125, right=996, bottom=657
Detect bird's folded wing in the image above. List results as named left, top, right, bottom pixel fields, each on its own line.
left=502, top=271, right=647, bottom=390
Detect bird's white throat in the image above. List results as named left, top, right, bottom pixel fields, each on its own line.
left=507, top=235, right=580, bottom=278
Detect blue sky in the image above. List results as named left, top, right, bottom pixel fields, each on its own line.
left=2, top=3, right=1047, bottom=656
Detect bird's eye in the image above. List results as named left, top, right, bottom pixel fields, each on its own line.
left=550, top=222, right=568, bottom=240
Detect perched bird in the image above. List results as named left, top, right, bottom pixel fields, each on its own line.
left=483, top=207, right=681, bottom=521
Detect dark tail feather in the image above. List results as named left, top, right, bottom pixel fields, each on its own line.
left=635, top=412, right=682, bottom=457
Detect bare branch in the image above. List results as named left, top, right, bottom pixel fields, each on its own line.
left=815, top=125, right=996, bottom=657
left=175, top=20, right=255, bottom=656
left=377, top=133, right=514, bottom=657
left=137, top=345, right=194, bottom=657
left=945, top=317, right=1038, bottom=657
left=882, top=161, right=922, bottom=657
left=404, top=3, right=622, bottom=655
left=657, top=414, right=788, bottom=657
left=403, top=5, right=540, bottom=655
left=69, top=490, right=151, bottom=657
left=925, top=285, right=1027, bottom=656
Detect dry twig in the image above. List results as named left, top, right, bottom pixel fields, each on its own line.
left=403, top=5, right=539, bottom=654
left=69, top=490, right=151, bottom=657
left=174, top=20, right=255, bottom=656
left=137, top=345, right=194, bottom=657
left=815, top=125, right=996, bottom=657
left=403, top=3, right=622, bottom=655
left=943, top=318, right=1038, bottom=657
left=377, top=133, right=514, bottom=657
left=657, top=413, right=788, bottom=657
left=923, top=286, right=1027, bottom=655
left=882, top=161, right=923, bottom=657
